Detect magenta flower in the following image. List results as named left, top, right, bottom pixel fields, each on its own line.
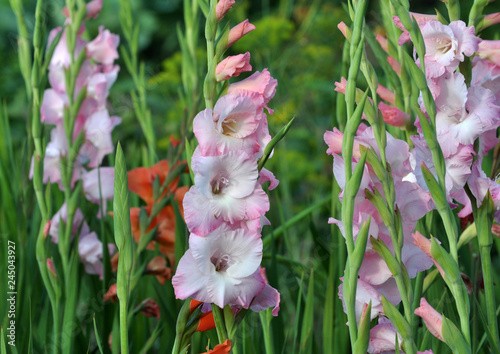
left=172, top=227, right=265, bottom=308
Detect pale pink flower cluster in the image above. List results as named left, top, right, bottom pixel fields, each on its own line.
left=330, top=13, right=500, bottom=353
left=173, top=5, right=279, bottom=314
left=325, top=125, right=435, bottom=324
left=396, top=15, right=500, bottom=221
left=38, top=5, right=118, bottom=278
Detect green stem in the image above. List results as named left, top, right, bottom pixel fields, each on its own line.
left=479, top=245, right=500, bottom=351
left=211, top=305, right=228, bottom=343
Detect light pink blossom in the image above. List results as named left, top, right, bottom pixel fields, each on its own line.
left=434, top=72, right=500, bottom=151
left=82, top=167, right=115, bottom=217
left=418, top=21, right=480, bottom=78
left=48, top=203, right=90, bottom=244
left=368, top=317, right=402, bottom=354
left=249, top=267, right=280, bottom=316
left=378, top=102, right=410, bottom=127
left=216, top=52, right=252, bottom=81
left=216, top=0, right=235, bottom=21
left=193, top=93, right=264, bottom=156
left=78, top=232, right=116, bottom=279
left=228, top=69, right=277, bottom=114
left=376, top=84, right=396, bottom=106
left=172, top=228, right=265, bottom=308
left=227, top=19, right=255, bottom=48
left=86, top=26, right=120, bottom=66
left=183, top=150, right=269, bottom=236
left=393, top=12, right=437, bottom=46
left=414, top=298, right=444, bottom=342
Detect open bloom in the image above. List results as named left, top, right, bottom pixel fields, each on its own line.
left=183, top=150, right=269, bottom=236
left=418, top=21, right=480, bottom=78
left=228, top=69, right=277, bottom=114
left=193, top=93, right=264, bottom=156
left=172, top=227, right=265, bottom=308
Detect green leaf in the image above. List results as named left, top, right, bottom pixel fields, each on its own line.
left=258, top=116, right=295, bottom=171
left=381, top=295, right=411, bottom=341
left=353, top=302, right=372, bottom=353
left=93, top=315, right=104, bottom=354
left=113, top=143, right=134, bottom=353
left=292, top=272, right=305, bottom=354
left=299, top=270, right=314, bottom=354
left=441, top=316, right=471, bottom=354
left=371, top=236, right=400, bottom=276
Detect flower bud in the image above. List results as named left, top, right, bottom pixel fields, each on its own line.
left=414, top=298, right=444, bottom=342
left=227, top=20, right=255, bottom=48
left=216, top=0, right=235, bottom=21
left=216, top=52, right=252, bottom=81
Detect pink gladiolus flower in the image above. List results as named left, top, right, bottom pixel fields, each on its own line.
left=62, top=0, right=103, bottom=19
left=376, top=34, right=388, bottom=52
left=82, top=167, right=115, bottom=217
left=339, top=278, right=384, bottom=321
left=249, top=268, right=280, bottom=316
left=482, top=12, right=500, bottom=29
left=183, top=150, right=269, bottom=236
left=172, top=228, right=265, bottom=308
left=48, top=27, right=87, bottom=69
left=418, top=21, right=480, bottom=78
left=78, top=232, right=116, bottom=279
left=216, top=52, right=252, bottom=82
left=80, top=110, right=120, bottom=168
left=86, top=26, right=120, bottom=66
left=412, top=232, right=445, bottom=278
left=338, top=21, right=349, bottom=39
left=48, top=203, right=90, bottom=244
left=86, top=0, right=103, bottom=19
left=47, top=259, right=57, bottom=277
left=378, top=102, right=410, bottom=127
left=258, top=168, right=279, bottom=190
left=227, top=19, right=255, bottom=48
left=393, top=12, right=437, bottom=45
left=216, top=0, right=235, bottom=21
left=193, top=93, right=264, bottom=156
left=368, top=317, right=402, bottom=353
left=468, top=158, right=500, bottom=222
left=477, top=40, right=500, bottom=66
left=227, top=69, right=277, bottom=114
left=414, top=298, right=444, bottom=342
left=334, top=77, right=347, bottom=95
left=377, top=84, right=396, bottom=106
left=434, top=72, right=500, bottom=151
left=387, top=56, right=401, bottom=75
